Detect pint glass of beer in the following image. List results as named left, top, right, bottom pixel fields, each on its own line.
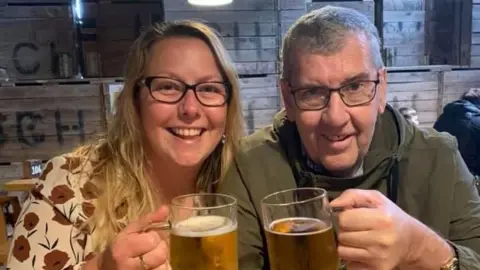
left=168, top=193, right=238, bottom=270
left=261, top=188, right=339, bottom=270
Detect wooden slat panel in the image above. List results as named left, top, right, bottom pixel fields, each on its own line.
left=280, top=10, right=304, bottom=23
left=240, top=75, right=277, bottom=89
left=388, top=81, right=438, bottom=92
left=235, top=62, right=276, bottom=75
left=0, top=109, right=104, bottom=123
left=0, top=97, right=101, bottom=112
left=412, top=111, right=438, bottom=123
left=0, top=135, right=95, bottom=163
left=473, top=4, right=480, bottom=20
left=0, top=83, right=106, bottom=162
left=388, top=99, right=438, bottom=112
left=383, top=0, right=424, bottom=11
left=387, top=90, right=438, bottom=102
left=472, top=56, right=480, bottom=67
left=384, top=11, right=425, bottom=22
left=383, top=22, right=424, bottom=46
left=472, top=45, right=480, bottom=56
left=387, top=71, right=438, bottom=83
left=0, top=84, right=100, bottom=99
left=208, top=22, right=277, bottom=37
left=472, top=33, right=480, bottom=44
left=391, top=56, right=425, bottom=66
left=85, top=3, right=162, bottom=27
left=6, top=0, right=69, bottom=3
left=0, top=19, right=72, bottom=42
left=222, top=36, right=277, bottom=50
left=241, top=87, right=278, bottom=99
left=385, top=44, right=424, bottom=56
left=165, top=10, right=277, bottom=23
left=228, top=49, right=277, bottom=62
left=473, top=20, right=480, bottom=32
left=0, top=15, right=74, bottom=80
left=241, top=96, right=278, bottom=110
left=444, top=70, right=480, bottom=82
left=0, top=6, right=70, bottom=18
left=2, top=120, right=103, bottom=138
left=0, top=163, right=23, bottom=180
left=306, top=1, right=375, bottom=22
left=279, top=0, right=304, bottom=10
left=164, top=0, right=275, bottom=11
left=444, top=70, right=480, bottom=101
left=243, top=108, right=279, bottom=132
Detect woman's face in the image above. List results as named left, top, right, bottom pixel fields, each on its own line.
left=138, top=36, right=228, bottom=168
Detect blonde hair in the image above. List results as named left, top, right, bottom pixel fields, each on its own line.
left=73, top=20, right=244, bottom=252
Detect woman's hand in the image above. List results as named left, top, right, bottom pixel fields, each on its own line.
left=99, top=206, right=170, bottom=270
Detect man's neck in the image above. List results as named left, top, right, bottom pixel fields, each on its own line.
left=301, top=146, right=364, bottom=178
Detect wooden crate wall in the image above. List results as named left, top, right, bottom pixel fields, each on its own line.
left=0, top=3, right=75, bottom=80
left=163, top=0, right=278, bottom=76
left=387, top=70, right=439, bottom=127
left=383, top=0, right=426, bottom=66
left=240, top=76, right=280, bottom=133
left=81, top=1, right=164, bottom=77
left=472, top=0, right=480, bottom=67
left=280, top=0, right=305, bottom=40
left=443, top=69, right=480, bottom=105
left=0, top=82, right=106, bottom=163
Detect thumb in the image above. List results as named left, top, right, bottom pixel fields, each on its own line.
left=124, top=205, right=169, bottom=234
left=330, top=189, right=381, bottom=209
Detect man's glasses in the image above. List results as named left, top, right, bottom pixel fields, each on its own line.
left=290, top=74, right=380, bottom=111
left=140, top=76, right=231, bottom=107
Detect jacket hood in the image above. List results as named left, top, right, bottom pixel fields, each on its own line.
left=272, top=104, right=412, bottom=200
left=441, top=99, right=480, bottom=120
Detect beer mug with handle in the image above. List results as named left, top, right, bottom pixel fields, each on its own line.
left=261, top=187, right=340, bottom=270
left=147, top=193, right=238, bottom=270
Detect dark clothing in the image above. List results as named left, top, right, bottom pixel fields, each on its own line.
left=218, top=104, right=480, bottom=269
left=434, top=99, right=480, bottom=176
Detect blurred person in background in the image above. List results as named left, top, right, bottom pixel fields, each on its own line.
left=434, top=89, right=480, bottom=177
left=399, top=107, right=419, bottom=126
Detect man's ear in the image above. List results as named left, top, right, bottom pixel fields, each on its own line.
left=376, top=68, right=388, bottom=114
left=280, top=79, right=296, bottom=121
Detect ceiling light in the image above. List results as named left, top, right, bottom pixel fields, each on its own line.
left=188, top=0, right=233, bottom=6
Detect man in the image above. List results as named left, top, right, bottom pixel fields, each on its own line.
left=434, top=89, right=480, bottom=176
left=218, top=6, right=480, bottom=270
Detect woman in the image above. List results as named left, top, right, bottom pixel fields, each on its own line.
left=7, top=20, right=244, bottom=269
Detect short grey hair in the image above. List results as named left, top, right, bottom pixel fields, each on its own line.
left=281, top=5, right=384, bottom=80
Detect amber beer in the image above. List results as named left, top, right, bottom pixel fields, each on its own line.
left=170, top=215, right=238, bottom=270
left=266, top=217, right=340, bottom=270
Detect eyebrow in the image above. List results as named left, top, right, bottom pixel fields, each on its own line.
left=293, top=72, right=373, bottom=89
left=149, top=73, right=224, bottom=83
left=340, top=72, right=372, bottom=84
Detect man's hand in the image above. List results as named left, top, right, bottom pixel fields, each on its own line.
left=330, top=189, right=453, bottom=270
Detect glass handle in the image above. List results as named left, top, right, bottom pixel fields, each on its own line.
left=144, top=221, right=172, bottom=232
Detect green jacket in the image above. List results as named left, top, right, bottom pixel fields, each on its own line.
left=218, top=105, right=480, bottom=269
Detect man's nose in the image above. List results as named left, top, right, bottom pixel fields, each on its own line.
left=321, top=92, right=349, bottom=126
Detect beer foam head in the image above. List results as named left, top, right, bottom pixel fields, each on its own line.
left=173, top=215, right=236, bottom=237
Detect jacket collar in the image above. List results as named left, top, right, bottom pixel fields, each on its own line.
left=272, top=104, right=410, bottom=196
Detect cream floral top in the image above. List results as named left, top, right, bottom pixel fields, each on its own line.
left=7, top=155, right=98, bottom=270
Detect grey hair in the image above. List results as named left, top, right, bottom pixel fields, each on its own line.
left=281, top=5, right=384, bottom=80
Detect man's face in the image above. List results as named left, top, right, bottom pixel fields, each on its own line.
left=281, top=34, right=387, bottom=176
